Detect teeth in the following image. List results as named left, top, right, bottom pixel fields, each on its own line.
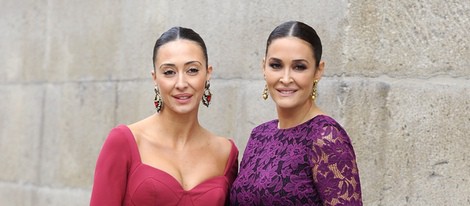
left=280, top=90, right=294, bottom=94
left=179, top=97, right=189, bottom=99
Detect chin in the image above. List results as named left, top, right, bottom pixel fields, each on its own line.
left=175, top=107, right=197, bottom=114
left=273, top=98, right=299, bottom=109
left=166, top=104, right=198, bottom=114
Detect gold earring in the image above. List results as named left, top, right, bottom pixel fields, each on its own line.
left=312, top=80, right=319, bottom=101
left=262, top=84, right=269, bottom=100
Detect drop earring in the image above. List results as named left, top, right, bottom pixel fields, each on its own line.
left=262, top=84, right=269, bottom=100
left=202, top=80, right=212, bottom=107
left=311, top=80, right=319, bottom=101
left=154, top=86, right=163, bottom=112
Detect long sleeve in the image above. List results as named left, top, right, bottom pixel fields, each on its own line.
left=90, top=127, right=131, bottom=206
left=310, top=124, right=363, bottom=206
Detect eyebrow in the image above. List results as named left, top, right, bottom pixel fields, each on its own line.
left=268, top=57, right=309, bottom=63
left=159, top=61, right=203, bottom=69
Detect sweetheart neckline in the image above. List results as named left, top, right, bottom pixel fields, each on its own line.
left=138, top=163, right=228, bottom=192
left=119, top=125, right=235, bottom=192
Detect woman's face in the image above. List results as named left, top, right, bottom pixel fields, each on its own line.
left=153, top=39, right=211, bottom=114
left=263, top=37, right=324, bottom=110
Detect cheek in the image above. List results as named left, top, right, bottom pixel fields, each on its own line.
left=156, top=79, right=173, bottom=93
left=159, top=85, right=172, bottom=96
left=298, top=78, right=313, bottom=88
left=292, top=72, right=314, bottom=87
left=265, top=76, right=278, bottom=88
left=264, top=71, right=279, bottom=86
left=191, top=79, right=207, bottom=92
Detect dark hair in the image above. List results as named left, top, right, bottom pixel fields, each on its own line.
left=152, top=27, right=208, bottom=69
left=265, top=21, right=322, bottom=66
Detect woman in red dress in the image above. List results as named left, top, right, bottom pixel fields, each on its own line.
left=90, top=27, right=238, bottom=206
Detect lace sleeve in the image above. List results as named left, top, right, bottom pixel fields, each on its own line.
left=310, top=124, right=362, bottom=205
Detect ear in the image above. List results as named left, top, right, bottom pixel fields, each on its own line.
left=151, top=69, right=157, bottom=84
left=206, top=65, right=213, bottom=81
left=314, top=61, right=325, bottom=80
left=261, top=58, right=266, bottom=78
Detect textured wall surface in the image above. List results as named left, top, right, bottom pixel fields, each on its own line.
left=1, top=0, right=469, bottom=205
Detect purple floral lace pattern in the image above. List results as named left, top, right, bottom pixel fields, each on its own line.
left=230, top=115, right=362, bottom=206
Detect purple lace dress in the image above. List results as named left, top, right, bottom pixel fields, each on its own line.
left=230, top=115, right=362, bottom=205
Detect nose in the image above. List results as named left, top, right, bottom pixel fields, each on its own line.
left=175, top=72, right=188, bottom=90
left=279, top=68, right=293, bottom=84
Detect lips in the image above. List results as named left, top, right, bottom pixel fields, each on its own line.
left=276, top=89, right=297, bottom=96
left=173, top=94, right=192, bottom=103
left=175, top=96, right=190, bottom=99
left=278, top=90, right=295, bottom=94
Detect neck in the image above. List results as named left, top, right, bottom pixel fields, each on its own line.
left=276, top=100, right=318, bottom=129
left=153, top=109, right=203, bottom=148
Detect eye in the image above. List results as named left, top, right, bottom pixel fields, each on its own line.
left=162, top=69, right=176, bottom=76
left=269, top=62, right=282, bottom=70
left=187, top=67, right=200, bottom=76
left=293, top=64, right=307, bottom=71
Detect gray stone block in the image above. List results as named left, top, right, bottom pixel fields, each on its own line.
left=332, top=78, right=470, bottom=205
left=115, top=79, right=155, bottom=124
left=0, top=183, right=34, bottom=206
left=40, top=82, right=116, bottom=188
left=0, top=0, right=47, bottom=83
left=344, top=0, right=470, bottom=78
left=33, top=186, right=90, bottom=206
left=0, top=182, right=90, bottom=206
left=44, top=1, right=124, bottom=82
left=378, top=79, right=469, bottom=205
left=0, top=85, right=43, bottom=183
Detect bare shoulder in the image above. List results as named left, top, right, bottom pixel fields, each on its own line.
left=209, top=134, right=234, bottom=156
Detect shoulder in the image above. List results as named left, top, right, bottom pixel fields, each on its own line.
left=94, top=125, right=136, bottom=172
left=213, top=135, right=239, bottom=157
left=100, top=125, right=135, bottom=157
left=312, top=115, right=348, bottom=135
left=251, top=119, right=278, bottom=134
left=210, top=135, right=239, bottom=176
left=311, top=115, right=342, bottom=127
left=104, top=125, right=134, bottom=145
left=309, top=115, right=352, bottom=146
left=220, top=138, right=239, bottom=168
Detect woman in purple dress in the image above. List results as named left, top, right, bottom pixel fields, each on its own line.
left=230, top=21, right=363, bottom=205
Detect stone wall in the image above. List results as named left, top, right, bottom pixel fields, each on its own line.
left=1, top=0, right=469, bottom=205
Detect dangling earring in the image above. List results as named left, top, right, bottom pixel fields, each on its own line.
left=154, top=86, right=163, bottom=112
left=312, top=80, right=319, bottom=101
left=262, top=84, right=269, bottom=100
left=202, top=80, right=212, bottom=107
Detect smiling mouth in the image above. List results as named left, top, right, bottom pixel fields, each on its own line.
left=173, top=93, right=193, bottom=102
left=175, top=96, right=190, bottom=100
left=278, top=90, right=295, bottom=94
left=277, top=89, right=297, bottom=94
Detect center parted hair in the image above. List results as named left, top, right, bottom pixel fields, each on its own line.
left=152, top=27, right=209, bottom=69
left=265, top=21, right=322, bottom=66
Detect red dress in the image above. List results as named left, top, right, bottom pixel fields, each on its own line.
left=90, top=125, right=239, bottom=206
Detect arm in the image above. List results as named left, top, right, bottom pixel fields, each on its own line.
left=310, top=124, right=362, bottom=206
left=225, top=140, right=239, bottom=206
left=227, top=153, right=239, bottom=188
left=90, top=127, right=131, bottom=206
